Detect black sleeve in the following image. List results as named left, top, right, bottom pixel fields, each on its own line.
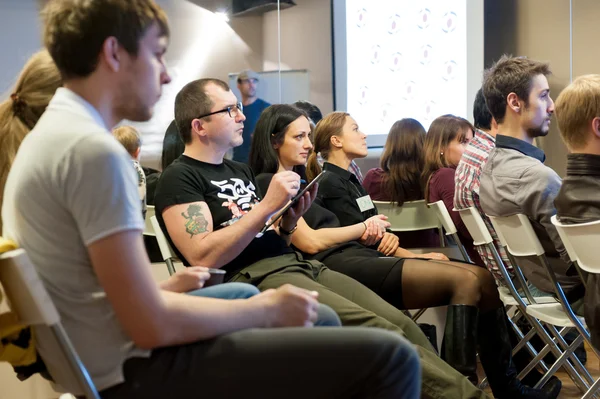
left=154, top=163, right=207, bottom=216
left=317, top=174, right=366, bottom=227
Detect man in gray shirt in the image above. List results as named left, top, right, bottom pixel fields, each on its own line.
left=479, top=55, right=583, bottom=302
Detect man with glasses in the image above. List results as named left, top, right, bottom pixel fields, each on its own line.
left=153, top=78, right=495, bottom=399
left=234, top=69, right=271, bottom=163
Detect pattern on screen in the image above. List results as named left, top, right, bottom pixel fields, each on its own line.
left=347, top=0, right=467, bottom=134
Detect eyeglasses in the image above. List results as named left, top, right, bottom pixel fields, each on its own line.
left=196, top=102, right=244, bottom=119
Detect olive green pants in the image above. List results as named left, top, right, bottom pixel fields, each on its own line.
left=230, top=252, right=491, bottom=399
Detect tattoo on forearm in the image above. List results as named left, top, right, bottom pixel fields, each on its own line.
left=181, top=204, right=208, bottom=237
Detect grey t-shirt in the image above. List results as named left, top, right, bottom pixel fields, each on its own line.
left=2, top=88, right=148, bottom=393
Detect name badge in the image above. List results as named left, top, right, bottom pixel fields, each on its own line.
left=356, top=195, right=375, bottom=212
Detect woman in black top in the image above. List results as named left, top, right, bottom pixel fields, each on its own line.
left=251, top=105, right=552, bottom=399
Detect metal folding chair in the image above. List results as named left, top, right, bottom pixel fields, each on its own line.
left=552, top=215, right=600, bottom=282
left=428, top=200, right=471, bottom=262
left=150, top=215, right=177, bottom=276
left=489, top=213, right=599, bottom=395
left=0, top=249, right=99, bottom=399
left=374, top=199, right=447, bottom=322
left=457, top=207, right=557, bottom=383
left=144, top=205, right=156, bottom=237
left=552, top=215, right=600, bottom=398
left=373, top=200, right=445, bottom=247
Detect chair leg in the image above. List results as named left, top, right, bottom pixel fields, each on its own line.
left=166, top=258, right=176, bottom=276
left=451, top=233, right=471, bottom=263
left=538, top=325, right=592, bottom=393
left=582, top=375, right=600, bottom=399
left=51, top=324, right=100, bottom=399
left=411, top=308, right=427, bottom=321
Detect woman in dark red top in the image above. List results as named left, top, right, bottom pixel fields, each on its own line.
left=363, top=118, right=439, bottom=248
left=422, top=115, right=483, bottom=267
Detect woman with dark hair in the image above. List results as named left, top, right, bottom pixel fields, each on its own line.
left=421, top=115, right=483, bottom=267
left=161, top=119, right=186, bottom=171
left=364, top=118, right=425, bottom=204
left=145, top=120, right=186, bottom=262
left=304, top=110, right=555, bottom=399
left=146, top=120, right=185, bottom=205
left=362, top=118, right=438, bottom=248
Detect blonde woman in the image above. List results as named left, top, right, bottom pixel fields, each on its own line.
left=0, top=50, right=62, bottom=231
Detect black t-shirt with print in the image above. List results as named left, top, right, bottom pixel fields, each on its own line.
left=154, top=155, right=293, bottom=275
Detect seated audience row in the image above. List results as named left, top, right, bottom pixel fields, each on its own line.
left=5, top=1, right=596, bottom=398
left=154, top=79, right=494, bottom=398
left=0, top=1, right=421, bottom=398
left=245, top=102, right=555, bottom=394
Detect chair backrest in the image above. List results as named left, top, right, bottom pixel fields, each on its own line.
left=0, top=249, right=58, bottom=326
left=487, top=214, right=545, bottom=257
left=373, top=200, right=442, bottom=233
left=150, top=215, right=177, bottom=262
left=428, top=200, right=471, bottom=260
left=144, top=205, right=156, bottom=236
left=428, top=200, right=457, bottom=235
left=551, top=215, right=600, bottom=274
left=0, top=249, right=99, bottom=398
left=456, top=207, right=494, bottom=246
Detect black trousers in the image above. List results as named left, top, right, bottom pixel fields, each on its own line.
left=100, top=327, right=421, bottom=399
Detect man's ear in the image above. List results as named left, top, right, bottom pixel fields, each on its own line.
left=191, top=119, right=206, bottom=138
left=507, top=92, right=521, bottom=113
left=592, top=117, right=600, bottom=139
left=330, top=135, right=343, bottom=148
left=100, top=37, right=121, bottom=73
left=133, top=147, right=141, bottom=160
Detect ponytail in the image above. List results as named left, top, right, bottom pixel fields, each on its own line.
left=306, top=151, right=322, bottom=182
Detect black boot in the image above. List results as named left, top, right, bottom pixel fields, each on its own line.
left=442, top=304, right=479, bottom=385
left=478, top=307, right=561, bottom=399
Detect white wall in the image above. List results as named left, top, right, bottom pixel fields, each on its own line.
left=263, top=0, right=334, bottom=114
left=0, top=0, right=265, bottom=169
left=0, top=0, right=44, bottom=99
left=0, top=0, right=334, bottom=167
left=126, top=0, right=265, bottom=168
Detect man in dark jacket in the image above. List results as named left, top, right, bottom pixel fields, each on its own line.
left=554, top=74, right=600, bottom=348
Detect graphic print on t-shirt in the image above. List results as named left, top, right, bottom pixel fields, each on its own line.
left=211, top=177, right=260, bottom=227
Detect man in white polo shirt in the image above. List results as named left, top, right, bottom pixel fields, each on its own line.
left=1, top=1, right=420, bottom=398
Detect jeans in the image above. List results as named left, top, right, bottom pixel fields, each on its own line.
left=188, top=282, right=341, bottom=326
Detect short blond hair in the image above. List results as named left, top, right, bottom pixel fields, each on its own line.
left=555, top=74, right=600, bottom=150
left=112, top=125, right=142, bottom=157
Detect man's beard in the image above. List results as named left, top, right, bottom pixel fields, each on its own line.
left=527, top=123, right=549, bottom=138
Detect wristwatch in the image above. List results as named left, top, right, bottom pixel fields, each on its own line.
left=279, top=224, right=298, bottom=236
